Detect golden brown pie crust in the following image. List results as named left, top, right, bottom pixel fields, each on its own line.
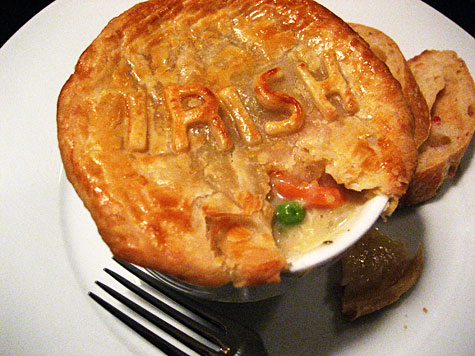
left=57, top=0, right=417, bottom=287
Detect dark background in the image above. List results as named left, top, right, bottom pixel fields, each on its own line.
left=1, top=0, right=473, bottom=47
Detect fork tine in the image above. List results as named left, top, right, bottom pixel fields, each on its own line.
left=110, top=259, right=270, bottom=356
left=94, top=280, right=221, bottom=356
left=103, top=268, right=228, bottom=353
left=89, top=291, right=189, bottom=356
left=113, top=258, right=225, bottom=329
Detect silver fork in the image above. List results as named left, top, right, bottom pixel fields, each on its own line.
left=89, top=258, right=269, bottom=356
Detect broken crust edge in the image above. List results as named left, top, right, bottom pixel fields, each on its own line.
left=341, top=245, right=424, bottom=321
left=79, top=168, right=287, bottom=288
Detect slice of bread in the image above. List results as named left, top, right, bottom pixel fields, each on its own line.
left=402, top=50, right=475, bottom=206
left=340, top=228, right=423, bottom=320
left=350, top=24, right=431, bottom=148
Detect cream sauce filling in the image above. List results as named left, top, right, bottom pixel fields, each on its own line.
left=273, top=193, right=367, bottom=262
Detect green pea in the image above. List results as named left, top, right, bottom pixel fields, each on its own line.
left=274, top=201, right=306, bottom=226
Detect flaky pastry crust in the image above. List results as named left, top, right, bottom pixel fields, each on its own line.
left=58, top=0, right=417, bottom=286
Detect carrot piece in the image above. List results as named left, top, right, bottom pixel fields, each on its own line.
left=270, top=172, right=346, bottom=208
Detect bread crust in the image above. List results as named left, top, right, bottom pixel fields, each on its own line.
left=402, top=50, right=475, bottom=206
left=340, top=228, right=423, bottom=320
left=57, top=0, right=417, bottom=286
left=350, top=24, right=431, bottom=148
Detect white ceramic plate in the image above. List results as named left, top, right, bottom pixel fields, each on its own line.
left=1, top=1, right=474, bottom=355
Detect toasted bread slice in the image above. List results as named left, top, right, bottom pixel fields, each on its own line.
left=340, top=228, right=423, bottom=320
left=402, top=50, right=475, bottom=206
left=350, top=24, right=431, bottom=148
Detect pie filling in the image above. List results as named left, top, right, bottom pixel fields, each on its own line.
left=269, top=173, right=370, bottom=262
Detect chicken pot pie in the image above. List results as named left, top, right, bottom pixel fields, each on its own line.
left=57, top=0, right=417, bottom=287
